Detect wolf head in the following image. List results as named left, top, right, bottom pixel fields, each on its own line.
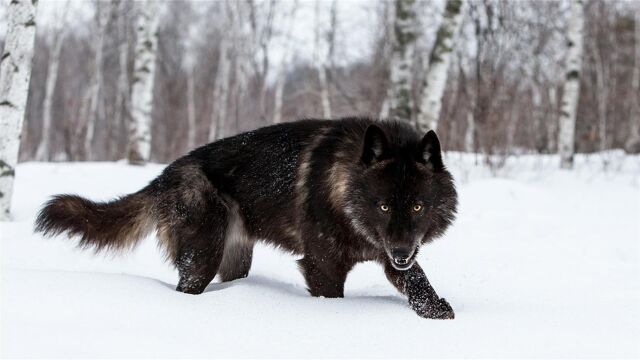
left=346, top=124, right=457, bottom=271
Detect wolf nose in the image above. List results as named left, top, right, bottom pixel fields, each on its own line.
left=391, top=248, right=411, bottom=265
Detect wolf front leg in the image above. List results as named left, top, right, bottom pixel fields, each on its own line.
left=298, top=255, right=353, bottom=298
left=384, top=261, right=454, bottom=319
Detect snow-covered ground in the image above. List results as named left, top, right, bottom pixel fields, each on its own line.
left=2, top=153, right=639, bottom=358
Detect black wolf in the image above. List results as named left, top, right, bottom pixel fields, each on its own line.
left=35, top=117, right=458, bottom=319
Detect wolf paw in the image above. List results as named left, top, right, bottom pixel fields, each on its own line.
left=415, top=298, right=455, bottom=319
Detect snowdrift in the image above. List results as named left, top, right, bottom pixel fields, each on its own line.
left=1, top=153, right=639, bottom=357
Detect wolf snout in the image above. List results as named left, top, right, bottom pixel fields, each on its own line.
left=390, top=247, right=413, bottom=266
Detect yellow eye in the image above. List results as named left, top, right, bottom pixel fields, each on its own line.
left=412, top=204, right=422, bottom=212
left=380, top=204, right=390, bottom=212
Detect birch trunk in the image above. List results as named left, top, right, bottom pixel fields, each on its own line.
left=314, top=0, right=331, bottom=118
left=506, top=90, right=519, bottom=152
left=557, top=0, right=585, bottom=169
left=186, top=66, right=196, bottom=149
left=273, top=1, right=298, bottom=124
left=379, top=1, right=394, bottom=119
left=209, top=2, right=234, bottom=141
left=464, top=109, right=475, bottom=152
left=388, top=0, right=418, bottom=122
left=592, top=31, right=611, bottom=153
left=35, top=30, right=66, bottom=161
left=594, top=51, right=608, bottom=152
left=209, top=37, right=231, bottom=141
left=547, top=86, right=558, bottom=152
left=84, top=3, right=109, bottom=160
left=253, top=0, right=276, bottom=122
left=625, top=10, right=640, bottom=153
left=35, top=2, right=70, bottom=161
left=0, top=0, right=37, bottom=220
left=113, top=0, right=130, bottom=160
left=128, top=1, right=160, bottom=164
left=184, top=12, right=198, bottom=150
left=272, top=77, right=285, bottom=124
left=531, top=82, right=543, bottom=151
left=416, top=0, right=464, bottom=133
left=232, top=2, right=252, bottom=134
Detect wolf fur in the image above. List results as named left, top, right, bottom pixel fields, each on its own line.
left=35, top=117, right=458, bottom=319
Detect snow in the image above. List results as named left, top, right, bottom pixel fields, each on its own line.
left=2, top=153, right=639, bottom=357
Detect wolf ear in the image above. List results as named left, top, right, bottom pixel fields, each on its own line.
left=361, top=125, right=390, bottom=165
left=419, top=130, right=444, bottom=171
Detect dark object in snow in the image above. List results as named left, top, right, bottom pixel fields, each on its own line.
left=35, top=117, right=458, bottom=319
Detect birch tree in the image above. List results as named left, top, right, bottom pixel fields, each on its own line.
left=185, top=57, right=197, bottom=150
left=558, top=0, right=585, bottom=169
left=232, top=2, right=255, bottom=134
left=113, top=0, right=131, bottom=160
left=589, top=2, right=614, bottom=154
left=624, top=9, right=640, bottom=153
left=209, top=2, right=234, bottom=142
left=416, top=0, right=464, bottom=133
left=184, top=17, right=199, bottom=149
left=248, top=0, right=276, bottom=122
left=35, top=1, right=70, bottom=161
left=314, top=0, right=332, bottom=118
left=273, top=1, right=298, bottom=124
left=0, top=0, right=37, bottom=220
left=458, top=56, right=475, bottom=152
left=83, top=2, right=110, bottom=160
left=546, top=86, right=558, bottom=152
left=379, top=1, right=396, bottom=119
left=128, top=0, right=160, bottom=164
left=388, top=0, right=418, bottom=122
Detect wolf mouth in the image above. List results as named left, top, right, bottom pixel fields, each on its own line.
left=389, top=256, right=416, bottom=271
left=386, top=248, right=417, bottom=271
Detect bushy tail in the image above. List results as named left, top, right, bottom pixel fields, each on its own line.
left=35, top=189, right=156, bottom=253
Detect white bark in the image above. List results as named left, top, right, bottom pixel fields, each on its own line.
left=251, top=0, right=276, bottom=121
left=379, top=1, right=394, bottom=119
left=314, top=0, right=331, bottom=118
left=464, top=109, right=475, bottom=152
left=594, top=46, right=608, bottom=152
left=84, top=2, right=110, bottom=160
left=35, top=36, right=63, bottom=160
left=558, top=0, right=584, bottom=169
left=184, top=18, right=198, bottom=149
left=416, top=0, right=464, bottom=133
left=128, top=0, right=160, bottom=164
left=625, top=9, right=640, bottom=153
left=506, top=91, right=519, bottom=151
left=592, top=28, right=612, bottom=153
left=0, top=0, right=37, bottom=220
left=547, top=85, right=558, bottom=152
left=186, top=66, right=197, bottom=149
left=531, top=82, right=543, bottom=150
left=272, top=77, right=285, bottom=124
left=388, top=0, right=418, bottom=122
left=232, top=2, right=253, bottom=133
left=113, top=0, right=130, bottom=160
left=273, top=1, right=298, bottom=124
left=35, top=1, right=70, bottom=161
left=209, top=2, right=234, bottom=141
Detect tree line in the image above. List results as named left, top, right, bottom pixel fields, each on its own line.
left=0, top=0, right=639, bottom=219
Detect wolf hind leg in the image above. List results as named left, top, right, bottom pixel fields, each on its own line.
left=218, top=242, right=254, bottom=282
left=172, top=197, right=229, bottom=295
left=215, top=199, right=254, bottom=282
left=175, top=245, right=224, bottom=294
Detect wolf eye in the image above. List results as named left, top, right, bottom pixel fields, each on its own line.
left=412, top=204, right=422, bottom=212
left=380, top=204, right=390, bottom=212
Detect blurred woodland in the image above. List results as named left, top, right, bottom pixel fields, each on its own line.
left=2, top=0, right=639, bottom=165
